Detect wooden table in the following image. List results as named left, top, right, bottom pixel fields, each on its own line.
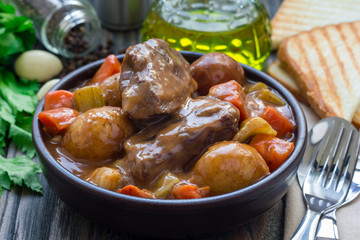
left=0, top=1, right=284, bottom=239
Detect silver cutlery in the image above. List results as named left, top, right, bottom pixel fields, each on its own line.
left=315, top=153, right=360, bottom=240
left=291, top=117, right=360, bottom=240
left=297, top=118, right=360, bottom=239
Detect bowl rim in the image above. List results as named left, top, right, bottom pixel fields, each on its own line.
left=32, top=51, right=307, bottom=208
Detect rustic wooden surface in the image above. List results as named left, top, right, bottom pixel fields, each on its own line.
left=0, top=1, right=284, bottom=239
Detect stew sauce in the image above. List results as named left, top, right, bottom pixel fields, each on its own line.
left=39, top=39, right=296, bottom=199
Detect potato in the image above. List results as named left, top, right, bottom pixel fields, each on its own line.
left=190, top=52, right=245, bottom=95
left=87, top=167, right=122, bottom=191
left=193, top=141, right=269, bottom=195
left=15, top=50, right=63, bottom=82
left=62, top=106, right=135, bottom=161
left=99, top=73, right=122, bottom=107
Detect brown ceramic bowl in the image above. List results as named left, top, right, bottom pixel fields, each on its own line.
left=32, top=51, right=307, bottom=238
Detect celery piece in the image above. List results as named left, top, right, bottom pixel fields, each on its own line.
left=256, top=89, right=285, bottom=106
left=154, top=172, right=180, bottom=198
left=244, top=82, right=268, bottom=94
left=233, top=116, right=277, bottom=143
left=73, top=85, right=105, bottom=112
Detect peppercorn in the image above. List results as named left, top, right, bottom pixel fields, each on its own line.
left=59, top=39, right=125, bottom=78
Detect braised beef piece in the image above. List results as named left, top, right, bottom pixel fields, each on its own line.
left=123, top=97, right=240, bottom=184
left=120, top=39, right=198, bottom=119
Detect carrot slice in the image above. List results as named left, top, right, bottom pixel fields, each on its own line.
left=38, top=107, right=79, bottom=135
left=117, top=185, right=154, bottom=199
left=87, top=54, right=121, bottom=85
left=172, top=184, right=210, bottom=199
left=209, top=80, right=249, bottom=121
left=260, top=106, right=294, bottom=138
left=250, top=134, right=294, bottom=172
left=44, top=90, right=74, bottom=111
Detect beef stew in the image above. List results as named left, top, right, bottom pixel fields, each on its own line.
left=38, top=39, right=296, bottom=199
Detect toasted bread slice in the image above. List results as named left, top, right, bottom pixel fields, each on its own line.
left=267, top=59, right=360, bottom=128
left=278, top=21, right=360, bottom=121
left=271, top=0, right=360, bottom=49
left=267, top=59, right=308, bottom=104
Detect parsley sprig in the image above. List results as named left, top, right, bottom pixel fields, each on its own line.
left=0, top=0, right=43, bottom=195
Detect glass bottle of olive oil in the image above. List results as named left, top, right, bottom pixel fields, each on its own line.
left=142, top=0, right=272, bottom=70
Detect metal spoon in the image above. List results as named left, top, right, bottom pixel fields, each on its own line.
left=297, top=117, right=360, bottom=239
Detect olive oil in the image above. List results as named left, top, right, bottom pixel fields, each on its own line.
left=141, top=1, right=272, bottom=70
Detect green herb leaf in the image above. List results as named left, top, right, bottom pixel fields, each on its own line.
left=0, top=1, right=42, bottom=195
left=0, top=68, right=38, bottom=114
left=0, top=95, right=15, bottom=124
left=18, top=77, right=40, bottom=95
left=0, top=69, right=38, bottom=157
left=15, top=111, right=33, bottom=132
left=9, top=123, right=35, bottom=158
left=0, top=155, right=43, bottom=195
left=0, top=1, right=36, bottom=65
left=0, top=169, right=11, bottom=195
left=0, top=97, right=13, bottom=154
left=0, top=1, right=15, bottom=14
left=0, top=118, right=7, bottom=155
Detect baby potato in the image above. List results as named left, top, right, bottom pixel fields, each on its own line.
left=87, top=167, right=122, bottom=191
left=62, top=106, right=135, bottom=161
left=99, top=73, right=122, bottom=107
left=190, top=52, right=245, bottom=95
left=193, top=141, right=270, bottom=195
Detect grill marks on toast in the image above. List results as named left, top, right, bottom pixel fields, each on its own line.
left=311, top=29, right=342, bottom=116
left=333, top=23, right=360, bottom=113
left=300, top=29, right=341, bottom=118
left=278, top=21, right=360, bottom=121
left=276, top=2, right=356, bottom=21
left=334, top=25, right=360, bottom=88
left=321, top=26, right=352, bottom=117
left=348, top=24, right=360, bottom=74
left=267, top=59, right=309, bottom=103
left=271, top=0, right=360, bottom=49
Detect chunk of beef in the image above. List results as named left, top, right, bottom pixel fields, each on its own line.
left=123, top=97, right=240, bottom=184
left=120, top=39, right=198, bottom=119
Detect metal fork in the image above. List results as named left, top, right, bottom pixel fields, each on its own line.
left=315, top=152, right=360, bottom=239
left=291, top=118, right=360, bottom=240
left=297, top=117, right=360, bottom=239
